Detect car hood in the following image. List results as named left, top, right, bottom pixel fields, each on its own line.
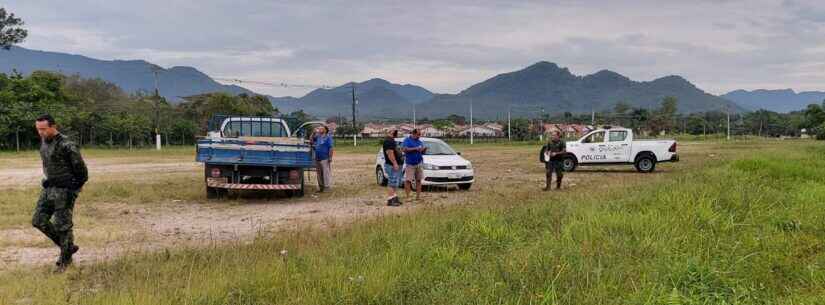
left=422, top=155, right=471, bottom=166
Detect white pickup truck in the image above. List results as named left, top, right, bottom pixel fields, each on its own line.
left=557, top=127, right=679, bottom=173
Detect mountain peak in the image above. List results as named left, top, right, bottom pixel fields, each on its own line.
left=361, top=78, right=391, bottom=86
left=586, top=69, right=630, bottom=81
left=527, top=61, right=561, bottom=69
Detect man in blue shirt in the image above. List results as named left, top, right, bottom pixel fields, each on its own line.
left=402, top=129, right=427, bottom=200
left=311, top=126, right=334, bottom=192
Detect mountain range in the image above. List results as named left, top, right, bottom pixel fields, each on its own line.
left=4, top=46, right=820, bottom=118
left=0, top=46, right=254, bottom=103
left=414, top=62, right=743, bottom=119
left=271, top=78, right=433, bottom=119
left=721, top=89, right=825, bottom=113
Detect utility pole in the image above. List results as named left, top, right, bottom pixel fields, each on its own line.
left=726, top=105, right=731, bottom=141
left=539, top=107, right=545, bottom=142
left=153, top=68, right=162, bottom=150
left=470, top=98, right=474, bottom=145
left=351, top=83, right=357, bottom=129
left=591, top=107, right=595, bottom=126
left=412, top=103, right=416, bottom=129
left=507, top=104, right=511, bottom=142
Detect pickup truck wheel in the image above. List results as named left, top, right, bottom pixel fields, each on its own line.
left=562, top=156, right=577, bottom=172
left=635, top=155, right=657, bottom=173
left=458, top=183, right=472, bottom=191
left=376, top=166, right=388, bottom=186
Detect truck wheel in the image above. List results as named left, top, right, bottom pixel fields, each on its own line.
left=562, top=156, right=577, bottom=172
left=206, top=186, right=225, bottom=199
left=295, top=170, right=306, bottom=197
left=634, top=155, right=657, bottom=173
left=458, top=183, right=472, bottom=191
left=376, top=166, right=388, bottom=186
left=206, top=186, right=217, bottom=199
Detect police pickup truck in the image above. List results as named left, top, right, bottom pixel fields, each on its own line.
left=195, top=115, right=321, bottom=198
left=558, top=127, right=678, bottom=173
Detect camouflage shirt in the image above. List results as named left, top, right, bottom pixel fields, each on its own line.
left=539, top=140, right=566, bottom=163
left=40, top=133, right=88, bottom=190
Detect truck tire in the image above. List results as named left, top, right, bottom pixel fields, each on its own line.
left=295, top=170, right=305, bottom=197
left=634, top=154, right=657, bottom=173
left=458, top=183, right=472, bottom=191
left=206, top=186, right=218, bottom=199
left=206, top=186, right=225, bottom=199
left=562, top=155, right=577, bottom=172
left=376, top=166, right=388, bottom=186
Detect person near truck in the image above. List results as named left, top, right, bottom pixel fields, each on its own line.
left=382, top=129, right=404, bottom=206
left=403, top=129, right=427, bottom=201
left=32, top=114, right=88, bottom=272
left=540, top=131, right=566, bottom=190
left=311, top=126, right=334, bottom=192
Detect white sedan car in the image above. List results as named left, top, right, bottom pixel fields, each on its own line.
left=375, top=137, right=474, bottom=190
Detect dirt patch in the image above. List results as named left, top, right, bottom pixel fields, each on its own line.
left=0, top=161, right=201, bottom=190
left=0, top=143, right=703, bottom=269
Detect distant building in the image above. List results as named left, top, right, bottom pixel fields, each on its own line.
left=360, top=123, right=387, bottom=138
left=542, top=123, right=592, bottom=139
left=418, top=124, right=445, bottom=137
left=801, top=128, right=810, bottom=139
left=459, top=125, right=501, bottom=137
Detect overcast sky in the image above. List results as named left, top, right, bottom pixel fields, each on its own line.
left=5, top=0, right=825, bottom=97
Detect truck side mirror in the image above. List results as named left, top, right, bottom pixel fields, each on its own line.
left=456, top=152, right=462, bottom=156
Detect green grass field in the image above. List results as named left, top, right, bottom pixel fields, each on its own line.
left=1, top=140, right=824, bottom=304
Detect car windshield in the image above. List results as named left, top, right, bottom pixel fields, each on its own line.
left=423, top=141, right=456, bottom=155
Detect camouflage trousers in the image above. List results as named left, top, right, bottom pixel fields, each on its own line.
left=32, top=187, right=78, bottom=254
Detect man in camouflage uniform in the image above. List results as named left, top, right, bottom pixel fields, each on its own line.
left=32, top=114, right=88, bottom=272
left=539, top=131, right=566, bottom=191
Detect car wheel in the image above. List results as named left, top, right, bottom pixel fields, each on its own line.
left=634, top=155, right=657, bottom=173
left=562, top=156, right=577, bottom=172
left=458, top=183, right=472, bottom=191
left=376, top=166, right=388, bottom=186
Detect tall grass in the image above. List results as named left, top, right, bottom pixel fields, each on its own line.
left=1, top=143, right=824, bottom=304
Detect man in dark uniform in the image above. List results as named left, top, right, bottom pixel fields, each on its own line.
left=33, top=114, right=88, bottom=272
left=539, top=131, right=566, bottom=191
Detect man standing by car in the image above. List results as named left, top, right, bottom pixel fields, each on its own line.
left=32, top=114, right=88, bottom=272
left=540, top=131, right=566, bottom=191
left=312, top=126, right=334, bottom=192
left=383, top=129, right=404, bottom=206
left=403, top=129, right=427, bottom=201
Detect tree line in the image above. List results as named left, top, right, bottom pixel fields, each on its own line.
left=0, top=71, right=278, bottom=150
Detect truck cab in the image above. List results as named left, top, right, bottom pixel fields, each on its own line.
left=561, top=127, right=678, bottom=173
left=196, top=116, right=317, bottom=198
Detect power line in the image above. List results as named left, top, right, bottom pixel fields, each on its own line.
left=212, top=77, right=334, bottom=89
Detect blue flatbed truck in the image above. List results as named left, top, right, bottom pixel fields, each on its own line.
left=195, top=115, right=321, bottom=198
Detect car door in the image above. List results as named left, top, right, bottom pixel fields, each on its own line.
left=607, top=130, right=632, bottom=162
left=578, top=131, right=609, bottom=163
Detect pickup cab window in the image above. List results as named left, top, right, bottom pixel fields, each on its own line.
left=582, top=131, right=605, bottom=143
left=224, top=121, right=287, bottom=137
left=608, top=130, right=628, bottom=142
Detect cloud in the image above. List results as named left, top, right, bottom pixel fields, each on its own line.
left=4, top=0, right=825, bottom=97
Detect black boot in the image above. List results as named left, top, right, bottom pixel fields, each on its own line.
left=56, top=231, right=78, bottom=272
left=543, top=172, right=552, bottom=191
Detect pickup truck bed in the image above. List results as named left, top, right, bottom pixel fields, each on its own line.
left=196, top=138, right=313, bottom=168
